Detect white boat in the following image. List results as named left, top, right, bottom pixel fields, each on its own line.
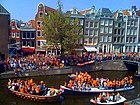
left=90, top=96, right=126, bottom=105
left=60, top=85, right=135, bottom=95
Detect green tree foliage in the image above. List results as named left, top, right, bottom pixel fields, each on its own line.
left=43, top=0, right=83, bottom=54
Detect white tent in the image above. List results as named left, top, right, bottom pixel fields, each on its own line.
left=84, top=46, right=97, bottom=52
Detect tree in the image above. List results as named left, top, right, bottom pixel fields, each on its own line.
left=43, top=0, right=83, bottom=54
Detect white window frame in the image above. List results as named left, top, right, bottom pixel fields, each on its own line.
left=37, top=30, right=41, bottom=37
left=12, top=32, right=15, bottom=38
left=109, top=27, right=112, bottom=34
left=100, top=27, right=104, bottom=33
left=100, top=20, right=104, bottom=25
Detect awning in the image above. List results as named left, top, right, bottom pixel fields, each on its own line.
left=84, top=46, right=97, bottom=52
left=22, top=47, right=35, bottom=53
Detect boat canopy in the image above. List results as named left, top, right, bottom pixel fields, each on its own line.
left=84, top=46, right=97, bottom=52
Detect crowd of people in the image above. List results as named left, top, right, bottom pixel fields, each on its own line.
left=1, top=52, right=140, bottom=73
left=66, top=72, right=133, bottom=91
left=97, top=92, right=122, bottom=103
left=8, top=79, right=60, bottom=96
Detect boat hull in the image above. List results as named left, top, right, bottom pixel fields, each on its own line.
left=8, top=88, right=63, bottom=103
left=60, top=85, right=135, bottom=95
left=90, top=96, right=126, bottom=105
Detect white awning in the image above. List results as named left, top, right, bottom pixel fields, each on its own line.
left=84, top=46, right=97, bottom=52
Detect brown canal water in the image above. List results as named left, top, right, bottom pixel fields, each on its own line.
left=0, top=71, right=140, bottom=105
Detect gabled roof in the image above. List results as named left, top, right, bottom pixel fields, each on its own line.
left=28, top=20, right=36, bottom=28
left=45, top=6, right=56, bottom=13
left=122, top=10, right=130, bottom=16
left=97, top=8, right=113, bottom=16
left=0, top=4, right=10, bottom=15
left=80, top=8, right=92, bottom=15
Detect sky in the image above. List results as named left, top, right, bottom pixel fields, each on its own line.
left=1, top=0, right=140, bottom=22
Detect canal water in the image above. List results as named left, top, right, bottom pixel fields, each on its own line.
left=0, top=70, right=140, bottom=105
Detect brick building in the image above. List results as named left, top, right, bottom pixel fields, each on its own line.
left=0, top=4, right=10, bottom=60
left=35, top=3, right=56, bottom=53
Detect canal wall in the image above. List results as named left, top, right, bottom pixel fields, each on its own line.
left=0, top=60, right=138, bottom=79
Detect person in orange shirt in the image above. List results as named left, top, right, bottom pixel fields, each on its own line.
left=20, top=86, right=25, bottom=93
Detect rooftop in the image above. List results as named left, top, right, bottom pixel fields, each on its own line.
left=0, top=4, right=10, bottom=15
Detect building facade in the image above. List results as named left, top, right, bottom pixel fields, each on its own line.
left=20, top=27, right=36, bottom=54
left=113, top=10, right=125, bottom=53
left=35, top=3, right=56, bottom=53
left=123, top=6, right=140, bottom=52
left=0, top=4, right=10, bottom=60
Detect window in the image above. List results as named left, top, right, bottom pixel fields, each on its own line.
left=108, top=36, right=111, bottom=42
left=118, top=29, right=120, bottom=35
left=90, top=22, right=93, bottom=27
left=121, top=37, right=124, bottom=43
left=117, top=37, right=120, bottom=42
left=94, top=38, right=97, bottom=44
left=114, top=29, right=117, bottom=34
left=130, top=29, right=133, bottom=35
left=104, top=36, right=107, bottom=42
left=126, top=37, right=129, bottom=43
left=27, top=32, right=30, bottom=39
left=22, top=41, right=27, bottom=46
left=100, top=20, right=104, bottom=25
left=39, top=12, right=43, bottom=18
left=89, top=29, right=93, bottom=36
left=99, top=36, right=103, bottom=42
left=121, top=30, right=124, bottom=35
left=86, top=21, right=89, bottom=27
left=125, top=46, right=128, bottom=52
left=109, top=20, right=113, bottom=26
left=133, top=37, right=137, bottom=43
left=31, top=41, right=35, bottom=47
left=12, top=26, right=15, bottom=30
left=129, top=46, right=132, bottom=51
left=105, top=20, right=108, bottom=26
left=114, top=37, right=117, bottom=42
left=94, top=22, right=98, bottom=28
left=79, top=19, right=83, bottom=25
left=94, top=30, right=98, bottom=36
left=130, top=37, right=132, bottom=43
left=85, top=29, right=89, bottom=35
left=12, top=32, right=15, bottom=38
left=31, top=33, right=35, bottom=38
left=37, top=30, right=41, bottom=37
left=100, top=27, right=104, bottom=33
left=114, top=23, right=118, bottom=27
left=22, top=32, right=26, bottom=39
left=89, top=38, right=92, bottom=43
left=105, top=27, right=108, bottom=33
left=109, top=28, right=112, bottom=34
left=134, top=29, right=137, bottom=35
left=37, top=21, right=41, bottom=27
left=38, top=41, right=40, bottom=46
left=118, top=23, right=121, bottom=27
left=127, top=29, right=130, bottom=35
left=16, top=32, right=19, bottom=38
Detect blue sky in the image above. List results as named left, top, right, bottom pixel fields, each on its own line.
left=1, top=0, right=140, bottom=22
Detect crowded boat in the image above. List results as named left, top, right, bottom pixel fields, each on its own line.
left=90, top=92, right=126, bottom=104
left=61, top=72, right=134, bottom=94
left=7, top=79, right=63, bottom=103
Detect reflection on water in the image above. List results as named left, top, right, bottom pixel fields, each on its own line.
left=0, top=71, right=140, bottom=105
